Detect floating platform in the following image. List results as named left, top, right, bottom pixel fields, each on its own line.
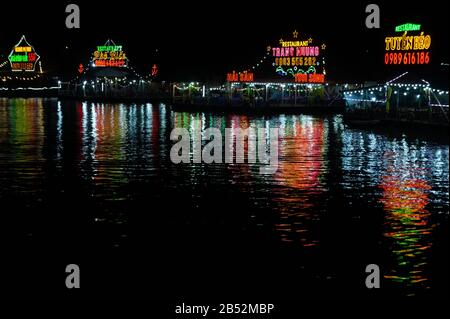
left=0, top=73, right=59, bottom=97
left=343, top=113, right=449, bottom=129
left=171, top=103, right=344, bottom=114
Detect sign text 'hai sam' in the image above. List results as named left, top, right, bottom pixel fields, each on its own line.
left=227, top=71, right=254, bottom=82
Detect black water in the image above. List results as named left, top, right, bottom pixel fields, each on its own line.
left=0, top=98, right=448, bottom=299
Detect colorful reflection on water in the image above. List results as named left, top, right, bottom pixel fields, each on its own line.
left=172, top=112, right=328, bottom=246
left=380, top=153, right=433, bottom=295
left=272, top=116, right=327, bottom=246
left=0, top=98, right=448, bottom=297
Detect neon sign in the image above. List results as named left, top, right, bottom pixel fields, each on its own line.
left=395, top=23, right=421, bottom=32
left=271, top=30, right=326, bottom=83
left=97, top=45, right=122, bottom=52
left=8, top=35, right=40, bottom=72
left=385, top=23, right=431, bottom=65
left=92, top=40, right=127, bottom=67
left=294, top=73, right=325, bottom=84
left=151, top=64, right=158, bottom=76
left=227, top=71, right=254, bottom=82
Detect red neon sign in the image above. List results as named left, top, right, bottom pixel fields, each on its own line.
left=227, top=71, right=254, bottom=82
left=295, top=73, right=324, bottom=83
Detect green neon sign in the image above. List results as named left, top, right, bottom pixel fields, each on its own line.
left=395, top=23, right=421, bottom=32
left=9, top=55, right=28, bottom=62
left=97, top=45, right=122, bottom=52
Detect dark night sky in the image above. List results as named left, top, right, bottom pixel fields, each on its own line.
left=0, top=0, right=448, bottom=85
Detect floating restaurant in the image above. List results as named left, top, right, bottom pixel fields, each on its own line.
left=0, top=26, right=448, bottom=126
left=171, top=30, right=345, bottom=112
left=0, top=35, right=59, bottom=95
left=343, top=23, right=449, bottom=127
left=58, top=39, right=163, bottom=100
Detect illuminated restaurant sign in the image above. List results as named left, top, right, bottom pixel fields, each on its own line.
left=395, top=23, right=421, bottom=32
left=227, top=71, right=254, bottom=82
left=8, top=35, right=40, bottom=72
left=92, top=40, right=127, bottom=67
left=271, top=30, right=326, bottom=83
left=384, top=23, right=431, bottom=65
